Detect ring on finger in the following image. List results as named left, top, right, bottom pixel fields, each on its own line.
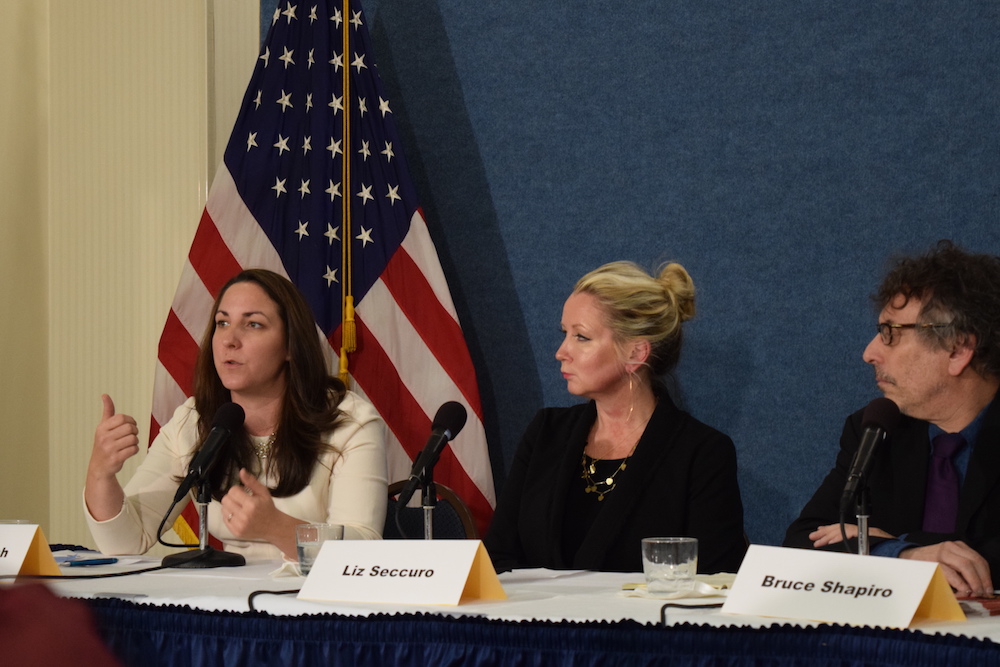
left=245, top=487, right=253, bottom=496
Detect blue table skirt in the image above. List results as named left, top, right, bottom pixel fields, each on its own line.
left=85, top=597, right=1000, bottom=667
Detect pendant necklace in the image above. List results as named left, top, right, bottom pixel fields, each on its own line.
left=251, top=433, right=276, bottom=460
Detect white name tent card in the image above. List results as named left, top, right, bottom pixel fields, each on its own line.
left=722, top=545, right=963, bottom=628
left=297, top=539, right=506, bottom=606
left=0, top=523, right=60, bottom=577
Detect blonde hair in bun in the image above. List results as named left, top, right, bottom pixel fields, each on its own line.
left=657, top=262, right=697, bottom=325
left=574, top=260, right=696, bottom=376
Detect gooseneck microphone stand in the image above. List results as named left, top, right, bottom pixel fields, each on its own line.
left=855, top=485, right=871, bottom=556
left=393, top=463, right=441, bottom=540
left=419, top=467, right=438, bottom=540
left=840, top=397, right=900, bottom=556
left=162, top=482, right=246, bottom=569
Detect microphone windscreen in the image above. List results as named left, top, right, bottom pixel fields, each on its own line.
left=861, top=397, right=900, bottom=433
left=213, top=402, right=246, bottom=431
left=432, top=401, right=468, bottom=438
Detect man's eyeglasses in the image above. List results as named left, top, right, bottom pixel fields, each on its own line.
left=876, top=322, right=951, bottom=345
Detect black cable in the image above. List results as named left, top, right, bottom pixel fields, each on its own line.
left=840, top=517, right=853, bottom=554
left=659, top=602, right=725, bottom=627
left=0, top=563, right=175, bottom=581
left=394, top=500, right=410, bottom=539
left=156, top=495, right=198, bottom=549
left=248, top=588, right=300, bottom=612
left=1, top=545, right=223, bottom=582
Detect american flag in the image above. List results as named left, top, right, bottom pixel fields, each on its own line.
left=151, top=0, right=495, bottom=539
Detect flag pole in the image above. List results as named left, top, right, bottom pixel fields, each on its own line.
left=339, top=0, right=356, bottom=385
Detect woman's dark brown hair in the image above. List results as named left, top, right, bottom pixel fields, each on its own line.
left=191, top=269, right=346, bottom=498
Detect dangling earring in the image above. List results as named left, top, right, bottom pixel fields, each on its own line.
left=627, top=370, right=636, bottom=423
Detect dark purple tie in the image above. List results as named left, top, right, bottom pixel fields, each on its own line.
left=922, top=432, right=966, bottom=533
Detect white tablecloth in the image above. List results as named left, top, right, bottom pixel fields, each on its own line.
left=46, top=555, right=1000, bottom=644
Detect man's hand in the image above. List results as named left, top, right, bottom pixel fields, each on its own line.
left=899, top=541, right=993, bottom=598
left=809, top=523, right=895, bottom=548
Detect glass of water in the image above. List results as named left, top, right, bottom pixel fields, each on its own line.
left=295, top=523, right=343, bottom=575
left=641, top=537, right=698, bottom=593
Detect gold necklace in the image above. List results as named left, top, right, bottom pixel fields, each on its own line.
left=581, top=439, right=639, bottom=501
left=582, top=389, right=655, bottom=501
left=252, top=433, right=276, bottom=460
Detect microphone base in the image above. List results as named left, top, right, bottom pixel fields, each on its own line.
left=162, top=547, right=246, bottom=569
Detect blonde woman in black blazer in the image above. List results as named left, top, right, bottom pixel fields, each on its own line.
left=485, top=261, right=747, bottom=573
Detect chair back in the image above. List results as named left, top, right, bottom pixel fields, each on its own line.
left=383, top=481, right=479, bottom=539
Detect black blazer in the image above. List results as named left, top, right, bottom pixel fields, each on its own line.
left=784, top=394, right=1000, bottom=574
left=485, top=394, right=747, bottom=573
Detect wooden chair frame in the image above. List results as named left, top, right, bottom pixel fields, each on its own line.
left=386, top=480, right=479, bottom=539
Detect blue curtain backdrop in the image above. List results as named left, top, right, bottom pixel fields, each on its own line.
left=260, top=0, right=999, bottom=546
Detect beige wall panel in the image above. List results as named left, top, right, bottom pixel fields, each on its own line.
left=0, top=3, right=49, bottom=527
left=46, top=0, right=260, bottom=552
left=48, top=2, right=210, bottom=549
left=211, top=0, right=262, bottom=169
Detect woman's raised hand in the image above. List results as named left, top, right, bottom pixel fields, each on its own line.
left=88, top=394, right=140, bottom=479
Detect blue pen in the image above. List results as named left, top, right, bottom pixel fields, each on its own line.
left=67, top=557, right=118, bottom=567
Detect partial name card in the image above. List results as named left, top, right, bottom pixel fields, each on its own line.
left=722, top=545, right=963, bottom=628
left=297, top=539, right=506, bottom=606
left=0, top=524, right=60, bottom=577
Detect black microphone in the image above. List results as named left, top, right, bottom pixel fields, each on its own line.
left=839, top=397, right=901, bottom=516
left=172, top=402, right=245, bottom=503
left=396, top=402, right=468, bottom=507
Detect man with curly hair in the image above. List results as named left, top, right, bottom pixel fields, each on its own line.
left=785, top=240, right=1000, bottom=598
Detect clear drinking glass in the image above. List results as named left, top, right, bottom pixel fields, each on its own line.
left=641, top=537, right=698, bottom=593
left=295, top=523, right=343, bottom=575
